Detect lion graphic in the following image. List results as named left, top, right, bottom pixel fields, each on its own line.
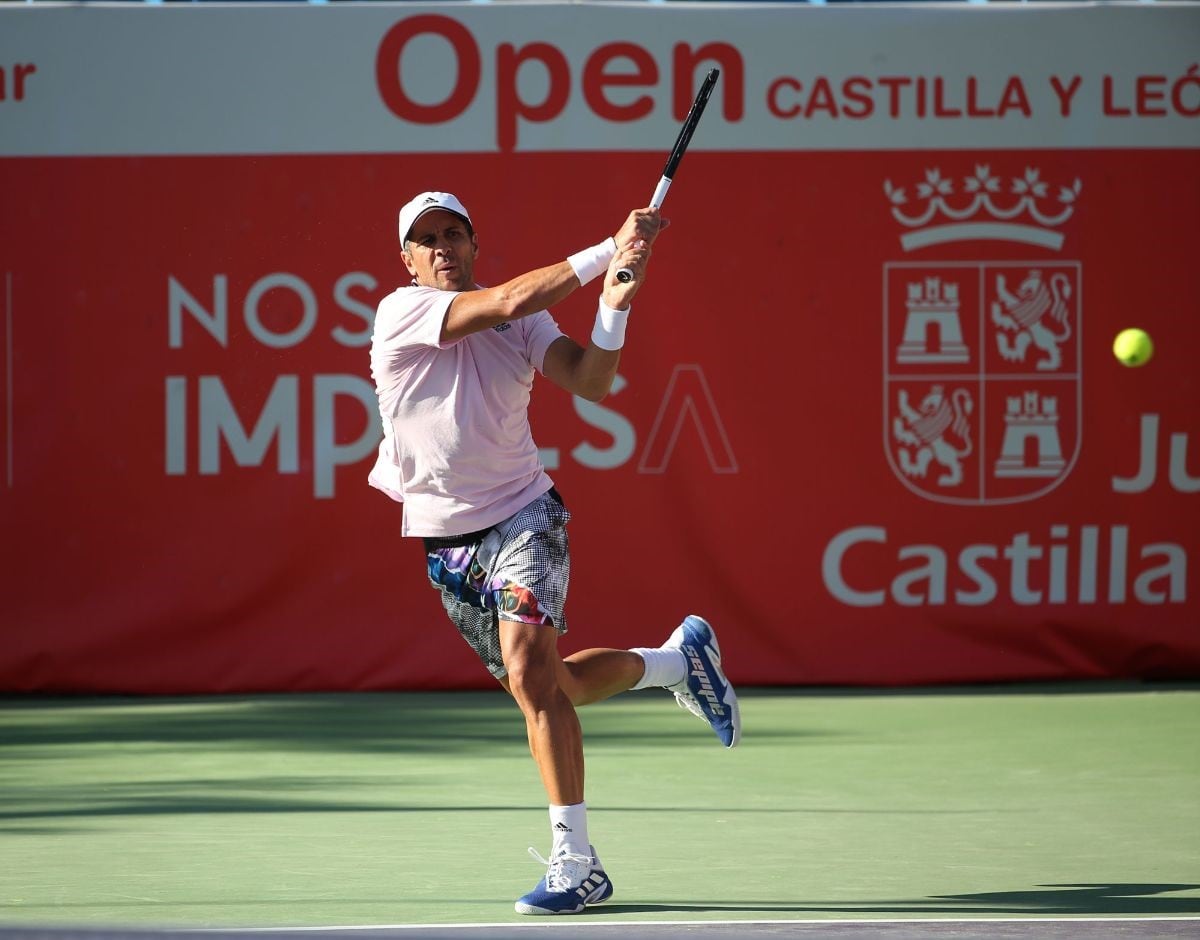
left=893, top=385, right=974, bottom=487
left=991, top=270, right=1072, bottom=371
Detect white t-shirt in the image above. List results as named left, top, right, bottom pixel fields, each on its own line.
left=368, top=285, right=565, bottom=537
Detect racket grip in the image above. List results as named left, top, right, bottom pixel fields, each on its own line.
left=649, top=176, right=672, bottom=209
left=616, top=177, right=672, bottom=282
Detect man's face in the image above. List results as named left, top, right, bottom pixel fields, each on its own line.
left=402, top=210, right=478, bottom=291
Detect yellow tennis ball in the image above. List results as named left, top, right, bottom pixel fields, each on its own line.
left=1113, top=328, right=1153, bottom=367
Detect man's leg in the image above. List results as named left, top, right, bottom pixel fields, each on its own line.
left=558, top=648, right=646, bottom=706
left=558, top=621, right=742, bottom=749
left=499, top=618, right=615, bottom=916
left=497, top=614, right=739, bottom=915
left=499, top=633, right=736, bottom=741
left=493, top=632, right=685, bottom=797
left=498, top=618, right=584, bottom=806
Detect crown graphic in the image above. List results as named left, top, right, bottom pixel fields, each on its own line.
left=884, top=165, right=1082, bottom=251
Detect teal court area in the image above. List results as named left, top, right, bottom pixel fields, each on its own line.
left=1, top=686, right=1198, bottom=937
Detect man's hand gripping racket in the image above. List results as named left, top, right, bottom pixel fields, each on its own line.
left=616, top=68, right=720, bottom=283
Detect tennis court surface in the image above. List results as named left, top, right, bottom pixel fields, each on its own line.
left=2, top=686, right=1198, bottom=938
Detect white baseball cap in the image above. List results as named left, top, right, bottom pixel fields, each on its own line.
left=398, top=191, right=472, bottom=247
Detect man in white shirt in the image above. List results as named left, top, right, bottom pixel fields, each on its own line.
left=369, top=191, right=741, bottom=915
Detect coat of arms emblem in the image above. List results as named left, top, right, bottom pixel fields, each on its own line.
left=883, top=165, right=1082, bottom=505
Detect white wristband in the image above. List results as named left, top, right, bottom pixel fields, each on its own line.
left=591, top=298, right=631, bottom=351
left=567, top=237, right=617, bottom=286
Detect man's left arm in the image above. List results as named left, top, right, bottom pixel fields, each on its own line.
left=541, top=237, right=650, bottom=402
left=541, top=335, right=620, bottom=403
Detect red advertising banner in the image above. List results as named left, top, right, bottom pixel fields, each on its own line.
left=1, top=5, right=1197, bottom=692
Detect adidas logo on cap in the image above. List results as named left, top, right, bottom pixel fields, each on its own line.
left=398, top=191, right=472, bottom=246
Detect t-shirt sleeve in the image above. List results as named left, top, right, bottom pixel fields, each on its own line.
left=374, top=286, right=458, bottom=354
left=524, top=310, right=566, bottom=374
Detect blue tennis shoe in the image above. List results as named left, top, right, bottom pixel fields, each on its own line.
left=665, top=615, right=741, bottom=748
left=514, top=844, right=613, bottom=915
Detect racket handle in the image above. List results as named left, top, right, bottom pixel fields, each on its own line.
left=616, top=177, right=672, bottom=282
left=649, top=175, right=672, bottom=209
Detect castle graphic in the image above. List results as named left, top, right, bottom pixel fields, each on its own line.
left=882, top=164, right=1082, bottom=505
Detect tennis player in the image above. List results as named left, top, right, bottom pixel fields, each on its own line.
left=368, top=191, right=740, bottom=915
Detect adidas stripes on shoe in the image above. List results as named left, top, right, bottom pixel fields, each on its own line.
left=514, top=844, right=613, bottom=915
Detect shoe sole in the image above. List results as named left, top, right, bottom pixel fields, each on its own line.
left=682, top=615, right=741, bottom=748
left=514, top=879, right=613, bottom=915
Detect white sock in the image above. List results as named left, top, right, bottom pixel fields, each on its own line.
left=630, top=647, right=687, bottom=690
left=550, top=802, right=590, bottom=857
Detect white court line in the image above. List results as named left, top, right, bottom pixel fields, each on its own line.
left=216, top=916, right=1200, bottom=932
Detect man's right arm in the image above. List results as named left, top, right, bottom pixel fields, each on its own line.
left=441, top=260, right=583, bottom=343
left=440, top=208, right=664, bottom=343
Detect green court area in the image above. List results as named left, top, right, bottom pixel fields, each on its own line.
left=1, top=685, right=1198, bottom=929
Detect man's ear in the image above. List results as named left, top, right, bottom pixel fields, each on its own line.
left=401, top=249, right=417, bottom=277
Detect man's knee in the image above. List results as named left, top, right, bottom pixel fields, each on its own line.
left=506, top=650, right=558, bottom=703
left=501, top=623, right=560, bottom=707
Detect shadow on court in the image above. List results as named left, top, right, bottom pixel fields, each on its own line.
left=0, top=690, right=838, bottom=756
left=0, top=793, right=1017, bottom=824
left=0, top=693, right=529, bottom=755
left=595, top=883, right=1200, bottom=916
left=0, top=691, right=837, bottom=827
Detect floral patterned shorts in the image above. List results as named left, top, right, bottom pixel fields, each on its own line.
left=424, top=490, right=570, bottom=679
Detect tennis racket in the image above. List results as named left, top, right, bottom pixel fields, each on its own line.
left=616, top=68, right=720, bottom=283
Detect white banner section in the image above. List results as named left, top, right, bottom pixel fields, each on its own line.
left=1, top=2, right=1199, bottom=156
